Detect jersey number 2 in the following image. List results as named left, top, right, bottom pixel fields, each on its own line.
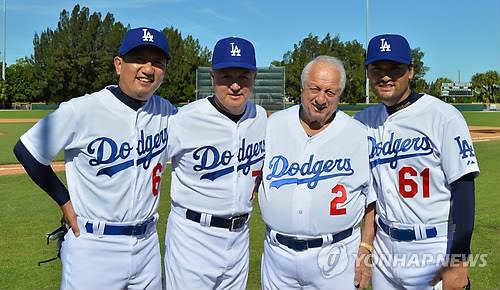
left=398, top=166, right=430, bottom=198
left=330, top=184, right=347, bottom=215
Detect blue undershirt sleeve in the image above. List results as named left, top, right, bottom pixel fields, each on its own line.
left=13, top=140, right=70, bottom=206
left=448, top=173, right=475, bottom=260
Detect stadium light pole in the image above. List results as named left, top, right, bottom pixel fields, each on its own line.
left=2, top=0, right=5, bottom=81
left=365, top=0, right=369, bottom=104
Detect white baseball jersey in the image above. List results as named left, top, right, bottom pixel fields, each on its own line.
left=21, top=86, right=177, bottom=222
left=259, top=105, right=375, bottom=236
left=166, top=97, right=267, bottom=216
left=354, top=94, right=480, bottom=225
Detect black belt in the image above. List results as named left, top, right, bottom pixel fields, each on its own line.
left=85, top=217, right=155, bottom=236
left=378, top=217, right=437, bottom=241
left=186, top=209, right=249, bottom=232
left=275, top=228, right=353, bottom=252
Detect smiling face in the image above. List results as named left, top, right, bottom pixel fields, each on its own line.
left=211, top=67, right=256, bottom=115
left=300, top=60, right=342, bottom=128
left=114, top=46, right=167, bottom=101
left=367, top=60, right=414, bottom=106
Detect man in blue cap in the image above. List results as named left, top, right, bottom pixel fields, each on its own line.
left=14, top=27, right=176, bottom=289
left=355, top=34, right=478, bottom=290
left=163, top=36, right=267, bottom=289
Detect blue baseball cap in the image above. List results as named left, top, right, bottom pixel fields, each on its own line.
left=365, top=34, right=412, bottom=66
left=212, top=36, right=256, bottom=71
left=119, top=27, right=170, bottom=58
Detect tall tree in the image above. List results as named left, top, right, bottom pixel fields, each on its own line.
left=5, top=58, right=36, bottom=104
left=158, top=27, right=211, bottom=103
left=411, top=48, right=428, bottom=82
left=340, top=40, right=365, bottom=103
left=408, top=48, right=429, bottom=93
left=429, top=77, right=453, bottom=98
left=280, top=34, right=321, bottom=103
left=471, top=70, right=500, bottom=104
left=277, top=34, right=429, bottom=104
left=31, top=5, right=126, bottom=102
left=413, top=79, right=429, bottom=94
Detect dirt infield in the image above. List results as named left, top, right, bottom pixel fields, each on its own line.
left=0, top=161, right=65, bottom=176
left=0, top=126, right=499, bottom=176
left=469, top=126, right=500, bottom=142
left=0, top=118, right=39, bottom=123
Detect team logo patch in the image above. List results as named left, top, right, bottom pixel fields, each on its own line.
left=142, top=28, right=154, bottom=42
left=368, top=133, right=434, bottom=169
left=230, top=42, right=241, bottom=56
left=379, top=38, right=391, bottom=52
left=454, top=136, right=476, bottom=165
left=86, top=128, right=168, bottom=177
left=266, top=154, right=354, bottom=189
left=192, top=138, right=265, bottom=180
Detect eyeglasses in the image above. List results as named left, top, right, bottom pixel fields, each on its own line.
left=305, top=86, right=340, bottom=98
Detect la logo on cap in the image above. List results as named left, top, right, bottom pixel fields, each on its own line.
left=230, top=42, right=241, bottom=56
left=380, top=38, right=391, bottom=52
left=142, top=28, right=154, bottom=42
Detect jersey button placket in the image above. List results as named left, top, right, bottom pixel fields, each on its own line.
left=381, top=120, right=398, bottom=223
left=130, top=110, right=141, bottom=220
left=231, top=122, right=239, bottom=216
left=295, top=141, right=312, bottom=230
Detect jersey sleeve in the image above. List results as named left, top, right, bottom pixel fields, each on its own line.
left=166, top=113, right=182, bottom=160
left=440, top=112, right=480, bottom=184
left=20, top=101, right=78, bottom=165
left=352, top=111, right=365, bottom=125
left=363, top=135, right=377, bottom=207
left=364, top=169, right=377, bottom=206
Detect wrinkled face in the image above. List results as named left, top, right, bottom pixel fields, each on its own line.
left=301, top=61, right=342, bottom=126
left=114, top=46, right=167, bottom=101
left=367, top=60, right=414, bottom=106
left=211, top=68, right=256, bottom=115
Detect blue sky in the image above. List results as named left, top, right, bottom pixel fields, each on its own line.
left=4, top=0, right=500, bottom=83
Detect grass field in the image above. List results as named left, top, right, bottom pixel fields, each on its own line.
left=0, top=110, right=53, bottom=119
left=1, top=110, right=499, bottom=165
left=0, top=109, right=499, bottom=289
left=0, top=170, right=268, bottom=290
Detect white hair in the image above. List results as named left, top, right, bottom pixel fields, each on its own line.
left=300, top=55, right=346, bottom=94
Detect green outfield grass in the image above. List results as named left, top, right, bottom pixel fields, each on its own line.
left=0, top=122, right=65, bottom=165
left=0, top=111, right=59, bottom=164
left=0, top=109, right=499, bottom=289
left=1, top=109, right=499, bottom=125
left=0, top=169, right=265, bottom=290
left=462, top=111, right=500, bottom=127
left=0, top=123, right=37, bottom=165
left=468, top=139, right=500, bottom=288
left=328, top=110, right=500, bottom=127
left=1, top=139, right=500, bottom=289
left=0, top=110, right=53, bottom=119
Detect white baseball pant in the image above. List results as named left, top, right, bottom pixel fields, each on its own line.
left=164, top=205, right=250, bottom=290
left=261, top=227, right=361, bottom=290
left=60, top=216, right=161, bottom=290
left=372, top=217, right=448, bottom=290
